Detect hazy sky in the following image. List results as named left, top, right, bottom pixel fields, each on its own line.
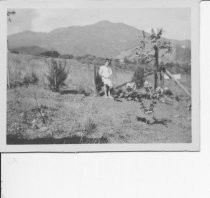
left=8, top=8, right=191, bottom=40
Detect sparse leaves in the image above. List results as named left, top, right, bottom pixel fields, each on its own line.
left=136, top=28, right=174, bottom=64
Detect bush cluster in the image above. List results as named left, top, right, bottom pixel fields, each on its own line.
left=23, top=72, right=39, bottom=85
left=46, top=59, right=69, bottom=92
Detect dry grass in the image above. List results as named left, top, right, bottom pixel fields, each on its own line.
left=8, top=53, right=134, bottom=91
left=7, top=53, right=191, bottom=144
left=7, top=85, right=191, bottom=143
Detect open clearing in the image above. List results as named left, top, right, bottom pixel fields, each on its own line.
left=7, top=86, right=191, bottom=144
left=7, top=53, right=191, bottom=144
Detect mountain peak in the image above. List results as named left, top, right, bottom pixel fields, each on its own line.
left=94, top=20, right=117, bottom=27
left=96, top=20, right=112, bottom=25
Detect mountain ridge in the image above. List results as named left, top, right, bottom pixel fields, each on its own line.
left=8, top=20, right=191, bottom=62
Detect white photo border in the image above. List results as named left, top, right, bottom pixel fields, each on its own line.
left=0, top=0, right=200, bottom=152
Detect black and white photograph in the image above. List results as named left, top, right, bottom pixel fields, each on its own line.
left=1, top=0, right=200, bottom=151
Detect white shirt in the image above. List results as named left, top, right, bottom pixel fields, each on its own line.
left=99, top=65, right=112, bottom=78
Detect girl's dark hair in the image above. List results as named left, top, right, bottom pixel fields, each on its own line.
left=105, top=58, right=112, bottom=65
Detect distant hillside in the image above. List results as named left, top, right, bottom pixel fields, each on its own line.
left=8, top=20, right=191, bottom=62
left=174, top=41, right=191, bottom=63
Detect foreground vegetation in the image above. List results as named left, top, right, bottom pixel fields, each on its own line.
left=7, top=53, right=191, bottom=144
left=7, top=85, right=191, bottom=144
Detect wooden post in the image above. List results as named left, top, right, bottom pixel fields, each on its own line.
left=154, top=45, right=159, bottom=89
left=7, top=39, right=11, bottom=89
left=93, top=63, right=98, bottom=96
left=160, top=71, right=164, bottom=88
left=7, top=64, right=11, bottom=89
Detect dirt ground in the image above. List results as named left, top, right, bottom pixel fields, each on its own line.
left=7, top=86, right=191, bottom=144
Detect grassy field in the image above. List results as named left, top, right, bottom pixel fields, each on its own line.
left=7, top=53, right=191, bottom=144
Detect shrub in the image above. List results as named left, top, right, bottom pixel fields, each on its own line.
left=94, top=66, right=103, bottom=94
left=182, top=63, right=191, bottom=74
left=40, top=51, right=60, bottom=58
left=81, top=117, right=97, bottom=135
left=46, top=59, right=69, bottom=92
left=132, top=67, right=145, bottom=88
left=10, top=50, right=19, bottom=54
left=23, top=72, right=39, bottom=85
left=76, top=86, right=92, bottom=96
left=124, top=57, right=131, bottom=64
left=113, top=59, right=121, bottom=68
left=59, top=54, right=74, bottom=59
